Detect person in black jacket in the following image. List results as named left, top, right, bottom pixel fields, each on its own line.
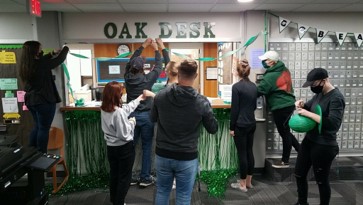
left=294, top=68, right=345, bottom=205
left=125, top=38, right=162, bottom=187
left=229, top=60, right=257, bottom=192
left=19, top=41, right=69, bottom=153
left=151, top=60, right=218, bottom=205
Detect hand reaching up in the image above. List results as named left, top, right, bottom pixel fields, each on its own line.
left=156, top=38, right=165, bottom=50
left=142, top=38, right=153, bottom=48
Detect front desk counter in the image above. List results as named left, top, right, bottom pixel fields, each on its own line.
left=60, top=103, right=266, bottom=176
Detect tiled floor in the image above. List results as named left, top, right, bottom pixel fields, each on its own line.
left=48, top=157, right=363, bottom=205
left=48, top=177, right=361, bottom=205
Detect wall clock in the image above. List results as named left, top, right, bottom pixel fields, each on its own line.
left=117, top=44, right=130, bottom=55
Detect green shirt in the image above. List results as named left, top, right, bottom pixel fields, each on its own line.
left=257, top=61, right=295, bottom=111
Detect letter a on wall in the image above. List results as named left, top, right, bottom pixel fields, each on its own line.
left=316, top=28, right=328, bottom=43
left=279, top=17, right=291, bottom=33
left=354, top=33, right=363, bottom=47
left=336, top=32, right=347, bottom=46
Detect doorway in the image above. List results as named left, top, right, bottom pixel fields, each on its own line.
left=168, top=43, right=203, bottom=94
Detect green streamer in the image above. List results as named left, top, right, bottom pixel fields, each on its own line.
left=243, top=33, right=260, bottom=47
left=69, top=52, right=89, bottom=59
left=172, top=52, right=191, bottom=59
left=218, top=47, right=243, bottom=59
left=115, top=52, right=132, bottom=58
left=196, top=57, right=216, bottom=62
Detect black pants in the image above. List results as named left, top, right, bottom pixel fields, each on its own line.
left=233, top=125, right=256, bottom=179
left=107, top=142, right=135, bottom=205
left=295, top=138, right=339, bottom=205
left=272, top=105, right=300, bottom=163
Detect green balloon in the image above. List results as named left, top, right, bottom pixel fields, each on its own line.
left=288, top=105, right=322, bottom=133
left=288, top=114, right=316, bottom=133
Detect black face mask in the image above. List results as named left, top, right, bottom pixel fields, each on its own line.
left=262, top=60, right=269, bottom=69
left=310, top=81, right=325, bottom=94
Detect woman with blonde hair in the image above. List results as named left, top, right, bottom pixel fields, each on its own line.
left=229, top=59, right=258, bottom=192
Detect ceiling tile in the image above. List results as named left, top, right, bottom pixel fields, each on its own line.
left=211, top=4, right=259, bottom=12
left=293, top=4, right=351, bottom=12
left=312, top=0, right=360, bottom=3
left=122, top=4, right=168, bottom=12
left=255, top=4, right=305, bottom=12
left=67, top=0, right=116, bottom=3
left=118, top=0, right=168, bottom=3
left=42, top=3, right=80, bottom=12
left=73, top=3, right=123, bottom=12
left=0, top=3, right=25, bottom=12
left=168, top=4, right=214, bottom=12
left=331, top=4, right=363, bottom=12
left=169, top=0, right=216, bottom=3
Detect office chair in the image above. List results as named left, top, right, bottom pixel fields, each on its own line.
left=48, top=127, right=69, bottom=194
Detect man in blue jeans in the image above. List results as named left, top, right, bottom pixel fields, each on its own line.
left=151, top=60, right=218, bottom=204
left=124, top=38, right=162, bottom=187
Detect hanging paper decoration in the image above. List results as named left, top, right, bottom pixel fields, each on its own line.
left=336, top=32, right=348, bottom=46
left=297, top=24, right=310, bottom=39
left=354, top=33, right=363, bottom=47
left=243, top=32, right=260, bottom=47
left=69, top=52, right=89, bottom=59
left=115, top=52, right=132, bottom=58
left=316, top=28, right=329, bottom=43
left=274, top=14, right=363, bottom=47
left=279, top=17, right=291, bottom=33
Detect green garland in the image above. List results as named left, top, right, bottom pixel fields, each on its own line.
left=57, top=109, right=238, bottom=198
left=0, top=44, right=22, bottom=49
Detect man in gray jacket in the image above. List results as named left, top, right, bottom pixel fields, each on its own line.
left=151, top=60, right=218, bottom=205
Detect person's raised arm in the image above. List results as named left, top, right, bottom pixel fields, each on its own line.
left=156, top=38, right=170, bottom=66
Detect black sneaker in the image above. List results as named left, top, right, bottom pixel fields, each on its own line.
left=130, top=178, right=139, bottom=186
left=272, top=161, right=289, bottom=168
left=139, top=177, right=154, bottom=187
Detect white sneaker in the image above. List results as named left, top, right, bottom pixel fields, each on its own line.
left=231, top=182, right=247, bottom=192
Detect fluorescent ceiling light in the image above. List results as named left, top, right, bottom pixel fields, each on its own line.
left=237, top=0, right=254, bottom=2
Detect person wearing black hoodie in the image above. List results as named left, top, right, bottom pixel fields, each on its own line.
left=19, top=41, right=69, bottom=153
left=151, top=60, right=218, bottom=205
left=124, top=38, right=162, bottom=187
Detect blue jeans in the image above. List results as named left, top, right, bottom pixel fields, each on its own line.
left=131, top=110, right=154, bottom=180
left=155, top=155, right=198, bottom=205
left=28, top=103, right=56, bottom=153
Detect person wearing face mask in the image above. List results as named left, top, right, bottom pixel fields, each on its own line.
left=19, top=41, right=69, bottom=153
left=294, top=68, right=345, bottom=205
left=257, top=50, right=299, bottom=168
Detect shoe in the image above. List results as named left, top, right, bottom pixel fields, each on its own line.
left=272, top=161, right=289, bottom=168
left=130, top=178, right=139, bottom=186
left=139, top=177, right=154, bottom=187
left=230, top=182, right=247, bottom=192
left=246, top=184, right=254, bottom=189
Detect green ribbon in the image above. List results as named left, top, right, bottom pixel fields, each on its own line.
left=171, top=32, right=260, bottom=62
left=115, top=52, right=132, bottom=58
left=61, top=63, right=74, bottom=98
left=69, top=52, right=89, bottom=59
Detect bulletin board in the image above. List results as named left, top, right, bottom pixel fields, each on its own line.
left=96, top=58, right=128, bottom=84
left=96, top=57, right=167, bottom=85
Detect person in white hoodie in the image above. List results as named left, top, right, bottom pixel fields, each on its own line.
left=100, top=81, right=154, bottom=205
